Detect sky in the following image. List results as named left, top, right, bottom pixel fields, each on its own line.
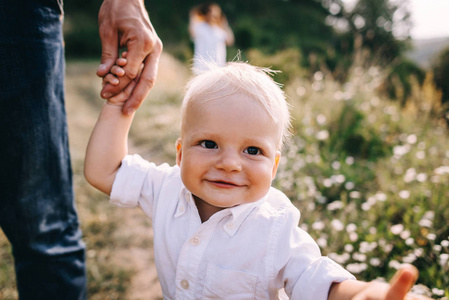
left=342, top=0, right=449, bottom=40
left=409, top=0, right=449, bottom=39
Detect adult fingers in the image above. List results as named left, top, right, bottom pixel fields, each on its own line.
left=98, top=34, right=160, bottom=100
left=122, top=42, right=162, bottom=115
left=97, top=1, right=119, bottom=78
left=120, top=24, right=161, bottom=84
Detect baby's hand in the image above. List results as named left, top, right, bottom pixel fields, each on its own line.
left=104, top=52, right=144, bottom=107
left=353, top=265, right=431, bottom=300
left=102, top=51, right=127, bottom=87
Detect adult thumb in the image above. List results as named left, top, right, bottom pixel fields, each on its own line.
left=97, top=31, right=119, bottom=78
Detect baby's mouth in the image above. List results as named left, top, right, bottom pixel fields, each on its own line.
left=206, top=179, right=242, bottom=188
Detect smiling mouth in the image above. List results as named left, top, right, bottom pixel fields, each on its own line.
left=206, top=180, right=242, bottom=189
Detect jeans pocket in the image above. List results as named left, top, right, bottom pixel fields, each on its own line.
left=202, top=264, right=258, bottom=299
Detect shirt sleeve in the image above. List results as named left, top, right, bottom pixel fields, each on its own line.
left=277, top=208, right=355, bottom=300
left=109, top=154, right=175, bottom=218
left=290, top=255, right=355, bottom=300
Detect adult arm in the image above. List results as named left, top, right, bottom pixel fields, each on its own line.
left=97, top=0, right=162, bottom=115
left=221, top=15, right=234, bottom=46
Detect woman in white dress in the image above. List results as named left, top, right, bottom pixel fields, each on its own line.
left=189, top=2, right=234, bottom=73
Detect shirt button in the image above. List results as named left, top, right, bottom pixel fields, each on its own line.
left=178, top=205, right=185, bottom=213
left=191, top=236, right=201, bottom=246
left=180, top=279, right=189, bottom=289
left=227, top=222, right=234, bottom=229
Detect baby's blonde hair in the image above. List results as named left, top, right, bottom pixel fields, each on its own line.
left=181, top=61, right=291, bottom=149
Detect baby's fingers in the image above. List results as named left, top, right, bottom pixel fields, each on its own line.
left=115, top=51, right=128, bottom=67
left=111, top=65, right=125, bottom=77
left=386, top=265, right=429, bottom=300
left=107, top=80, right=137, bottom=106
left=102, top=73, right=120, bottom=86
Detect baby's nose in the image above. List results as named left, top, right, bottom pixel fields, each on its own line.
left=216, top=150, right=242, bottom=172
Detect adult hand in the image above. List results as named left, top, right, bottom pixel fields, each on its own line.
left=97, top=0, right=163, bottom=115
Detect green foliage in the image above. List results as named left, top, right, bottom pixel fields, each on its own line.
left=344, top=0, right=412, bottom=64
left=62, top=0, right=416, bottom=89
left=381, top=59, right=426, bottom=106
left=432, top=47, right=449, bottom=104
left=63, top=0, right=103, bottom=58
left=327, top=101, right=391, bottom=160
left=273, top=57, right=449, bottom=297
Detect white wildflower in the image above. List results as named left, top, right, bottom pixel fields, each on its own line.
left=317, top=237, right=328, bottom=248
left=345, top=181, right=355, bottom=190
left=331, top=161, right=341, bottom=170
left=346, top=263, right=368, bottom=274
left=349, top=191, right=361, bottom=199
left=403, top=168, right=416, bottom=183
left=344, top=244, right=354, bottom=253
left=434, top=166, right=449, bottom=175
left=333, top=174, right=345, bottom=184
left=346, top=223, right=357, bottom=233
left=388, top=260, right=402, bottom=270
left=316, top=130, right=329, bottom=141
left=441, top=240, right=449, bottom=248
left=400, top=230, right=411, bottom=240
left=390, top=224, right=404, bottom=235
left=406, top=134, right=417, bottom=144
left=439, top=253, right=449, bottom=267
left=349, top=232, right=358, bottom=242
left=415, top=151, right=426, bottom=160
left=331, top=219, right=344, bottom=231
left=327, top=201, right=343, bottom=211
left=370, top=258, right=381, bottom=267
left=398, top=190, right=410, bottom=199
left=416, top=173, right=428, bottom=182
left=312, top=221, right=325, bottom=231
left=427, top=233, right=436, bottom=241
left=375, top=192, right=387, bottom=202
left=316, top=114, right=326, bottom=125
left=323, top=178, right=333, bottom=188
left=353, top=252, right=367, bottom=262
left=345, top=156, right=354, bottom=165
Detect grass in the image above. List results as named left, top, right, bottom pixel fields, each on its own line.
left=0, top=52, right=448, bottom=299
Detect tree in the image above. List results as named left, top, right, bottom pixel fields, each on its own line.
left=340, top=0, right=412, bottom=64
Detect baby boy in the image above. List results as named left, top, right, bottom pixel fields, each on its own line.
left=85, top=59, right=428, bottom=300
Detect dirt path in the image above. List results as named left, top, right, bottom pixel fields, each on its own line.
left=66, top=53, right=190, bottom=299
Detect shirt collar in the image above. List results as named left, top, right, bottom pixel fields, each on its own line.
left=222, top=195, right=267, bottom=236
left=175, top=186, right=268, bottom=236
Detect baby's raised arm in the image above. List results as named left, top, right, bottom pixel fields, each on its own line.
left=328, top=264, right=431, bottom=300
left=84, top=56, right=141, bottom=195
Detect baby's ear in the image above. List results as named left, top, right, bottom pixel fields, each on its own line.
left=175, top=138, right=182, bottom=166
left=272, top=151, right=281, bottom=179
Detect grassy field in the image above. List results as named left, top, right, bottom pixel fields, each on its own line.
left=0, top=52, right=448, bottom=299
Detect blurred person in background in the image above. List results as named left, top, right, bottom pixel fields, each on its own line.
left=189, top=2, right=234, bottom=73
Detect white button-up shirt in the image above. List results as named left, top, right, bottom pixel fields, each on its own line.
left=110, top=154, right=354, bottom=299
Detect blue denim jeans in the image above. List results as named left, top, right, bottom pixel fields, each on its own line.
left=0, top=1, right=87, bottom=299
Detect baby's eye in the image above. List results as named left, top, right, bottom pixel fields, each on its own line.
left=200, top=140, right=217, bottom=149
left=244, top=147, right=261, bottom=155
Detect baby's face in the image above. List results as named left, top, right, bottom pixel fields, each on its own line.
left=176, top=94, right=281, bottom=213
